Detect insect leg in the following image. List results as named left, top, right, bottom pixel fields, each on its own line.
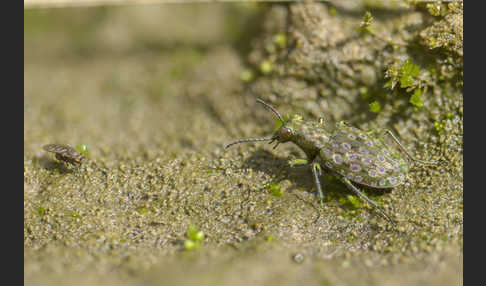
left=340, top=177, right=396, bottom=226
left=384, top=130, right=438, bottom=165
left=288, top=158, right=309, bottom=168
left=310, top=161, right=324, bottom=208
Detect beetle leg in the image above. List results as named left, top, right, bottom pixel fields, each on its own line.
left=288, top=158, right=309, bottom=168
left=340, top=176, right=396, bottom=226
left=310, top=161, right=324, bottom=208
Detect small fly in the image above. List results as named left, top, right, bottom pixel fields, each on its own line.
left=43, top=144, right=85, bottom=166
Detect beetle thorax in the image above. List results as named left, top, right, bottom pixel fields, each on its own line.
left=282, top=116, right=331, bottom=160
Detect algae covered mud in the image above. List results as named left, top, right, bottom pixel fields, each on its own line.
left=24, top=1, right=462, bottom=286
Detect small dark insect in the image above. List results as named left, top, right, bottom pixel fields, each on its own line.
left=225, top=99, right=438, bottom=226
left=43, top=144, right=85, bottom=166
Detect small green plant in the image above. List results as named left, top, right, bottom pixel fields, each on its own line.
left=260, top=60, right=273, bottom=75
left=184, top=225, right=204, bottom=251
left=385, top=59, right=429, bottom=109
left=409, top=89, right=424, bottom=107
left=426, top=3, right=447, bottom=17
left=273, top=33, right=287, bottom=48
left=240, top=69, right=254, bottom=82
left=265, top=182, right=282, bottom=197
left=75, top=144, right=89, bottom=157
left=369, top=101, right=381, bottom=113
left=36, top=206, right=45, bottom=216
left=434, top=120, right=445, bottom=135
left=345, top=195, right=361, bottom=209
left=358, top=12, right=373, bottom=34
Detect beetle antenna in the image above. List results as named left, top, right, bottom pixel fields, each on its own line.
left=256, top=99, right=285, bottom=126
left=225, top=136, right=277, bottom=149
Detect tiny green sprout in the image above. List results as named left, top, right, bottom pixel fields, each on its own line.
left=400, top=60, right=420, bottom=89
left=184, top=225, right=204, bottom=251
left=434, top=121, right=444, bottom=134
left=184, top=240, right=200, bottom=251
left=260, top=60, right=273, bottom=75
left=347, top=236, right=355, bottom=242
left=36, top=206, right=45, bottom=216
left=71, top=211, right=81, bottom=218
left=446, top=112, right=453, bottom=119
left=426, top=3, right=447, bottom=17
left=74, top=144, right=89, bottom=157
left=329, top=7, right=338, bottom=17
left=267, top=235, right=274, bottom=242
left=359, top=11, right=373, bottom=34
left=369, top=101, right=381, bottom=113
left=273, top=33, right=287, bottom=48
left=266, top=182, right=282, bottom=197
left=240, top=69, right=254, bottom=82
left=136, top=207, right=149, bottom=214
left=345, top=195, right=361, bottom=209
left=359, top=87, right=369, bottom=99
left=409, top=88, right=424, bottom=107
left=186, top=225, right=204, bottom=242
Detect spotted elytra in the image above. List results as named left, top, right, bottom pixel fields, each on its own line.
left=43, top=144, right=85, bottom=166
left=225, top=99, right=437, bottom=226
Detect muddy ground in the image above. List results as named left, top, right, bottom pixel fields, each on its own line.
left=24, top=2, right=462, bottom=286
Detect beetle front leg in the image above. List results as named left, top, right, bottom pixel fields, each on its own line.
left=310, top=161, right=325, bottom=208
left=288, top=158, right=309, bottom=168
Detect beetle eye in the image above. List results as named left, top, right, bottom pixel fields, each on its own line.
left=279, top=127, right=293, bottom=141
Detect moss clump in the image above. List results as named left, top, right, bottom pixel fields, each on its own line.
left=265, top=182, right=283, bottom=197
left=409, top=88, right=424, bottom=108
left=184, top=225, right=205, bottom=251
left=369, top=101, right=381, bottom=113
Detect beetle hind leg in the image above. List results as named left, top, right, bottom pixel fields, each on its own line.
left=340, top=176, right=396, bottom=226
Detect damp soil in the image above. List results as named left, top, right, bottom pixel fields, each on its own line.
left=24, top=2, right=462, bottom=286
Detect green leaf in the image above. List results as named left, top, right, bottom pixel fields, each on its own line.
left=409, top=88, right=423, bottom=107
left=400, top=60, right=420, bottom=88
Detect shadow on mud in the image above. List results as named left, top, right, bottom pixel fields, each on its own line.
left=240, top=149, right=393, bottom=208
left=34, top=154, right=73, bottom=174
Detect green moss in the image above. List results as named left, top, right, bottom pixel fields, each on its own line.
left=339, top=195, right=361, bottom=210
left=266, top=182, right=282, bottom=197
left=329, top=7, right=338, bottom=17
left=183, top=225, right=204, bottom=251
left=186, top=225, right=204, bottom=242
left=409, top=89, right=423, bottom=108
left=184, top=240, right=200, bottom=251
left=400, top=60, right=420, bottom=89
left=136, top=207, right=149, bottom=214
left=74, top=144, right=89, bottom=157
left=273, top=33, right=287, bottom=49
left=434, top=121, right=444, bottom=135
left=358, top=11, right=373, bottom=34
left=359, top=87, right=369, bottom=100
left=369, top=101, right=381, bottom=113
left=426, top=3, right=447, bottom=17
left=240, top=69, right=254, bottom=82
left=260, top=60, right=273, bottom=75
left=36, top=206, right=46, bottom=216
